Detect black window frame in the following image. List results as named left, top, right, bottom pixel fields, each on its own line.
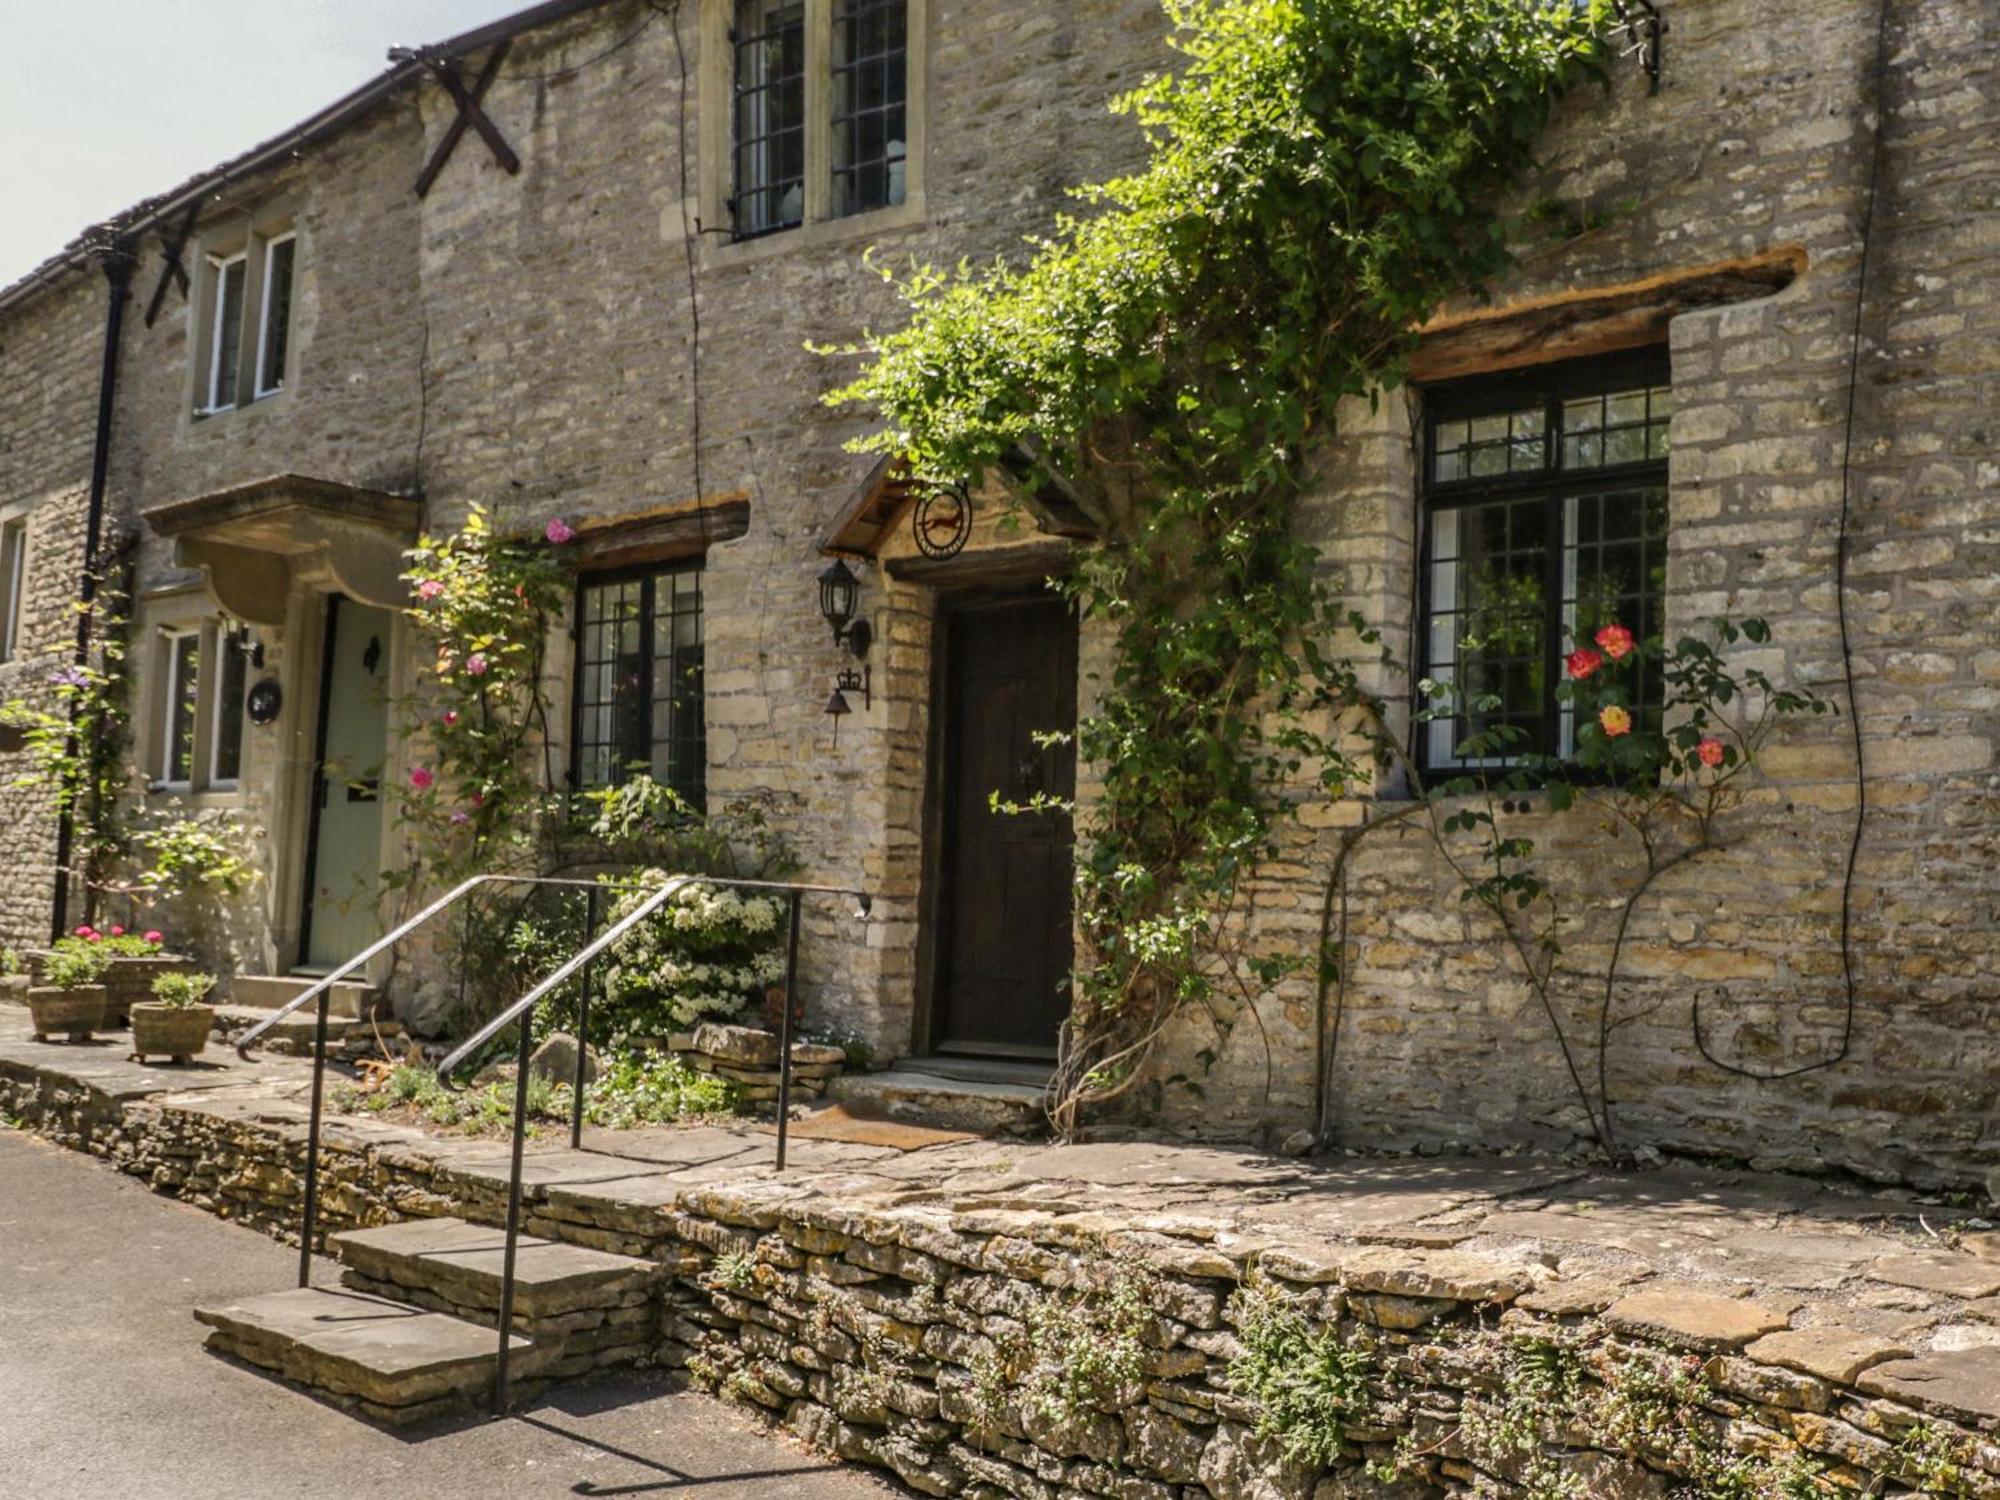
left=730, top=0, right=808, bottom=240
left=1416, top=347, right=1672, bottom=775
left=569, top=562, right=707, bottom=806
left=830, top=0, right=908, bottom=220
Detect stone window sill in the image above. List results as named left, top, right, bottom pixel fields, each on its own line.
left=698, top=195, right=927, bottom=270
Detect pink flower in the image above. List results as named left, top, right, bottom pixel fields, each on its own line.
left=417, top=579, right=446, bottom=602
left=143, top=930, right=163, bottom=944
left=74, top=925, right=95, bottom=939
left=85, top=932, right=102, bottom=943
left=464, top=653, right=489, bottom=677
left=1599, top=705, right=1633, bottom=738
left=1565, top=647, right=1604, bottom=681
left=109, top=926, right=125, bottom=937
left=442, top=709, right=460, bottom=727
left=544, top=518, right=576, bottom=545
left=470, top=791, right=485, bottom=808
left=449, top=810, right=471, bottom=826
left=409, top=767, right=436, bottom=792
left=1594, top=623, right=1635, bottom=661
left=1696, top=736, right=1726, bottom=768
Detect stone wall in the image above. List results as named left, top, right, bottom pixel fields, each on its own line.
left=4, top=1061, right=1995, bottom=1498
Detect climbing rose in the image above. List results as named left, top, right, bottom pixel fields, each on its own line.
left=416, top=579, right=446, bottom=601
left=441, top=709, right=460, bottom=727
left=464, top=653, right=489, bottom=677
left=74, top=925, right=95, bottom=938
left=544, top=518, right=576, bottom=545
left=143, top=930, right=163, bottom=944
left=409, top=767, right=436, bottom=791
left=449, top=810, right=471, bottom=826
left=1565, top=647, right=1604, bottom=681
left=1697, top=736, right=1726, bottom=768
left=109, top=926, right=125, bottom=937
left=1595, top=623, right=1635, bottom=660
left=1599, top=705, right=1633, bottom=737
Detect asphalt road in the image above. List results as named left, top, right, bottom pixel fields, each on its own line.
left=0, top=1128, right=899, bottom=1500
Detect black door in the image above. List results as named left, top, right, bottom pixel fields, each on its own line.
left=933, top=594, right=1077, bottom=1056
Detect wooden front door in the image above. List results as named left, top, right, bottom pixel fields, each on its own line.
left=933, top=594, right=1077, bottom=1056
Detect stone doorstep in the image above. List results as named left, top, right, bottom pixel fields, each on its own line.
left=826, top=1069, right=1047, bottom=1136
left=228, top=975, right=378, bottom=1021
left=194, top=1285, right=530, bottom=1424
left=209, top=1004, right=367, bottom=1048
left=329, top=1216, right=656, bottom=1321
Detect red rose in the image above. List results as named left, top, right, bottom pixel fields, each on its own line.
left=1594, top=623, right=1635, bottom=660
left=1566, top=647, right=1604, bottom=680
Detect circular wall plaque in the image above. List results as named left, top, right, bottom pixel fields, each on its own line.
left=912, top=485, right=972, bottom=560
left=246, top=677, right=284, bottom=725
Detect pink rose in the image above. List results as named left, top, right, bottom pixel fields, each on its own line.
left=143, top=930, right=163, bottom=944
left=74, top=926, right=95, bottom=938
left=1599, top=705, right=1633, bottom=738
left=464, top=653, right=489, bottom=677
left=1696, top=737, right=1726, bottom=768
left=109, top=926, right=125, bottom=937
left=409, top=767, right=436, bottom=792
left=417, top=579, right=446, bottom=602
left=442, top=709, right=460, bottom=727
left=1594, top=623, right=1635, bottom=661
left=86, top=932, right=102, bottom=943
left=544, top=518, right=576, bottom=545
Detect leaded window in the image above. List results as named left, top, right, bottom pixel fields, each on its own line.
left=831, top=0, right=908, bottom=218
left=1419, top=352, right=1671, bottom=771
left=572, top=567, right=705, bottom=802
left=732, top=0, right=807, bottom=237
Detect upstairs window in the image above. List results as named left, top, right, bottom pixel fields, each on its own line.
left=0, top=518, right=27, bottom=663
left=732, top=0, right=807, bottom=236
left=831, top=0, right=908, bottom=218
left=195, top=225, right=296, bottom=416
left=1418, top=352, right=1671, bottom=771
left=572, top=566, right=706, bottom=804
left=718, top=0, right=918, bottom=243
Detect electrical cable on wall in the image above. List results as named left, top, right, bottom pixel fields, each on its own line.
left=1690, top=0, right=1892, bottom=1081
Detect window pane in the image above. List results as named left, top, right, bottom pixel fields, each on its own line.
left=574, top=571, right=704, bottom=804
left=0, top=521, right=24, bottom=663
left=1425, top=495, right=1549, bottom=765
left=1561, top=486, right=1670, bottom=750
left=1431, top=404, right=1544, bottom=485
left=733, top=0, right=806, bottom=237
left=1561, top=385, right=1669, bottom=472
left=166, top=635, right=199, bottom=783
left=257, top=237, right=296, bottom=396
left=212, top=631, right=247, bottom=783
left=211, top=260, right=246, bottom=410
left=832, top=0, right=908, bottom=218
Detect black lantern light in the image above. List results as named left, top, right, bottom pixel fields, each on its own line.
left=818, top=559, right=872, bottom=657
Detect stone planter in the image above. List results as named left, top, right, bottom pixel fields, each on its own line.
left=129, top=1003, right=216, bottom=1064
left=24, top=950, right=196, bottom=1026
left=27, top=985, right=108, bottom=1043
left=661, top=1021, right=848, bottom=1104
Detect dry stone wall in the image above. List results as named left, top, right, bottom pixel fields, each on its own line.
left=3, top=1062, right=1996, bottom=1498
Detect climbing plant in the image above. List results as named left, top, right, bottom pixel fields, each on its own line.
left=829, top=0, right=1613, bottom=1128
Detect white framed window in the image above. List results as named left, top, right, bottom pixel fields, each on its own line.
left=158, top=629, right=201, bottom=788
left=208, top=627, right=248, bottom=788
left=253, top=232, right=296, bottom=399
left=203, top=252, right=248, bottom=414
left=0, top=518, right=27, bottom=663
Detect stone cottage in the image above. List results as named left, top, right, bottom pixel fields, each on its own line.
left=0, top=0, right=1992, bottom=1188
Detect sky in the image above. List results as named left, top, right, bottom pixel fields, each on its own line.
left=0, top=0, right=523, bottom=286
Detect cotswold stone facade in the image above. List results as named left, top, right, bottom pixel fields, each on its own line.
left=0, top=0, right=1993, bottom=1186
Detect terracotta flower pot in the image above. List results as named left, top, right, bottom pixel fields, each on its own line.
left=129, top=1003, right=216, bottom=1063
left=28, top=985, right=109, bottom=1043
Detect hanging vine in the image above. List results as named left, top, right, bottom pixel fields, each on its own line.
left=830, top=0, right=1613, bottom=1129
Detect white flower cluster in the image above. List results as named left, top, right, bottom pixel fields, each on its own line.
left=660, top=883, right=783, bottom=936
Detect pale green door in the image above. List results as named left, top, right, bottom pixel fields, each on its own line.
left=302, top=597, right=391, bottom=969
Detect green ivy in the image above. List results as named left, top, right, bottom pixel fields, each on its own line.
left=830, top=0, right=1610, bottom=1126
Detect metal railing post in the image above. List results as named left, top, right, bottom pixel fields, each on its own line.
left=775, top=889, right=802, bottom=1174
left=569, top=883, right=600, bottom=1151
left=297, top=987, right=331, bottom=1287
left=494, top=1011, right=534, bottom=1416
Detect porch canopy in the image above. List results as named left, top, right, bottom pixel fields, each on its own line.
left=142, top=473, right=422, bottom=626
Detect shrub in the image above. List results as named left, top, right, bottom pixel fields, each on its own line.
left=583, top=1051, right=739, bottom=1128
left=150, top=971, right=217, bottom=1008
left=41, top=938, right=111, bottom=990
left=598, top=875, right=788, bottom=1039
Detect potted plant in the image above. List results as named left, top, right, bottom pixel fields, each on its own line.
left=77, top=926, right=194, bottom=1026
left=27, top=938, right=112, bottom=1043
left=129, top=970, right=218, bottom=1064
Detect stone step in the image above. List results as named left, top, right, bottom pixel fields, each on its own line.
left=828, top=1068, right=1048, bottom=1136
left=331, top=1217, right=657, bottom=1331
left=229, top=974, right=377, bottom=1019
left=209, top=1003, right=369, bottom=1054
left=195, top=1285, right=528, bottom=1427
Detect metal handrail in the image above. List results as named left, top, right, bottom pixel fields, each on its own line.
left=239, top=871, right=651, bottom=1288
left=430, top=872, right=872, bottom=1415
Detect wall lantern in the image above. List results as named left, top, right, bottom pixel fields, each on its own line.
left=817, top=559, right=873, bottom=658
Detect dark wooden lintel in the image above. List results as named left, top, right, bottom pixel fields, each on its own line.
left=1410, top=247, right=1807, bottom=383
left=573, top=498, right=751, bottom=570
left=886, top=538, right=1080, bottom=589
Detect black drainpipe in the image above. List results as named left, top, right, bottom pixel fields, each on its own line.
left=49, top=238, right=135, bottom=943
